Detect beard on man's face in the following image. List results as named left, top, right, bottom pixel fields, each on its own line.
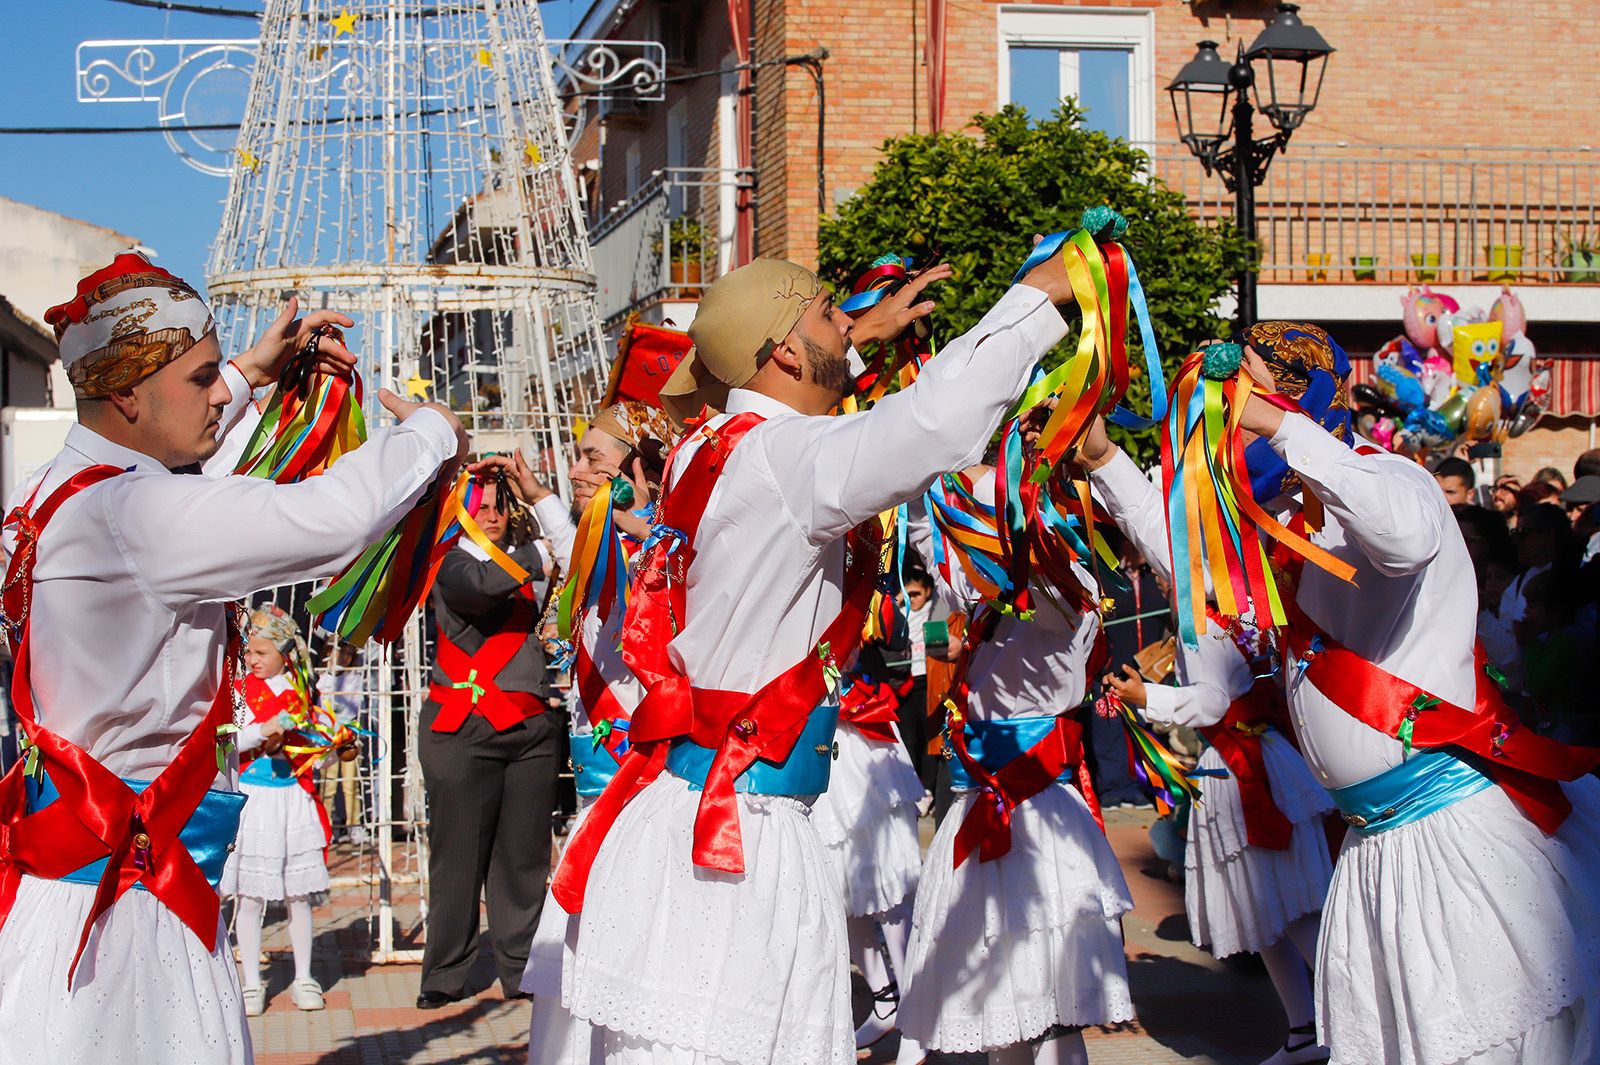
left=801, top=333, right=853, bottom=397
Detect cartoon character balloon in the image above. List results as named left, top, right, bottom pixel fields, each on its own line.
left=1450, top=320, right=1503, bottom=386
left=1401, top=285, right=1459, bottom=354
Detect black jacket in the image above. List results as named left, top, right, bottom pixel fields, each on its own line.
left=428, top=543, right=552, bottom=697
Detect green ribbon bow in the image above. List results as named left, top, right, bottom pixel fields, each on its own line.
left=592, top=719, right=613, bottom=750
left=215, top=723, right=239, bottom=773
left=21, top=738, right=41, bottom=782
left=818, top=642, right=841, bottom=697
left=453, top=668, right=486, bottom=705
left=1484, top=662, right=1509, bottom=691
left=1397, top=694, right=1442, bottom=756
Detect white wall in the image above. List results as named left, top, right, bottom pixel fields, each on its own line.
left=0, top=197, right=138, bottom=409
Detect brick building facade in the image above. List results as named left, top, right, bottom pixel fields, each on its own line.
left=571, top=0, right=1600, bottom=470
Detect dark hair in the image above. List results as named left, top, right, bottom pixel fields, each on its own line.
left=1517, top=482, right=1560, bottom=510
left=1453, top=503, right=1515, bottom=565
left=1433, top=456, right=1475, bottom=487
left=1517, top=502, right=1572, bottom=539
left=1532, top=466, right=1568, bottom=489
left=1575, top=449, right=1600, bottom=481
left=902, top=567, right=935, bottom=590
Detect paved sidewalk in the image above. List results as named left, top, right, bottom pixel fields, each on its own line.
left=246, top=807, right=1292, bottom=1064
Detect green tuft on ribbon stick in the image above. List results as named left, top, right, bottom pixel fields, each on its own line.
left=1079, top=205, right=1128, bottom=244
left=1200, top=341, right=1244, bottom=381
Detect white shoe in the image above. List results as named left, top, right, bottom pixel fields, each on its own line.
left=242, top=985, right=266, bottom=1017
left=1259, top=1024, right=1329, bottom=1065
left=292, top=977, right=325, bottom=1011
left=348, top=825, right=370, bottom=845
left=854, top=983, right=899, bottom=1049
left=915, top=792, right=934, bottom=818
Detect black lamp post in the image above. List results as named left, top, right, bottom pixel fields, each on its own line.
left=1168, top=4, right=1334, bottom=329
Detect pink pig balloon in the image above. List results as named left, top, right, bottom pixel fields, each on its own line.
left=1490, top=286, right=1526, bottom=340
left=1402, top=285, right=1459, bottom=352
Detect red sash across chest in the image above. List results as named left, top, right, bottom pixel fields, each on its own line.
left=237, top=674, right=332, bottom=849
left=0, top=465, right=238, bottom=989
left=550, top=414, right=883, bottom=911
left=427, top=591, right=544, bottom=733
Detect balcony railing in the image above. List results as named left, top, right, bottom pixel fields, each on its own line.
left=588, top=167, right=752, bottom=325
left=1142, top=143, right=1600, bottom=286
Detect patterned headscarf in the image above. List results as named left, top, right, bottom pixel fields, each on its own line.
left=247, top=604, right=311, bottom=678
left=43, top=253, right=214, bottom=399
left=1237, top=321, right=1353, bottom=502
left=591, top=401, right=680, bottom=453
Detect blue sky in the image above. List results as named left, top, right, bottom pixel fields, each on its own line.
left=0, top=0, right=586, bottom=295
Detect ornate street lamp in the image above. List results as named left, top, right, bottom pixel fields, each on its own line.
left=1168, top=4, right=1334, bottom=328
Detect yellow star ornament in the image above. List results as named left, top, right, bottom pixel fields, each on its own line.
left=237, top=149, right=262, bottom=173
left=476, top=49, right=494, bottom=68
left=523, top=140, right=542, bottom=165
left=404, top=371, right=432, bottom=400
left=330, top=8, right=360, bottom=37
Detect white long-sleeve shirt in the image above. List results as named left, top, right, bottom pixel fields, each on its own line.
left=1141, top=619, right=1253, bottom=730
left=4, top=380, right=458, bottom=782
left=661, top=285, right=1067, bottom=696
left=1093, top=413, right=1477, bottom=789
left=909, top=470, right=1100, bottom=721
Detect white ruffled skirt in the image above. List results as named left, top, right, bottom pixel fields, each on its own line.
left=809, top=722, right=924, bottom=918
left=1317, top=775, right=1600, bottom=1065
left=564, top=774, right=853, bottom=1065
left=221, top=781, right=329, bottom=902
left=898, top=782, right=1135, bottom=1053
left=1185, top=730, right=1335, bottom=957
left=524, top=802, right=603, bottom=1065
left=0, top=876, right=250, bottom=1064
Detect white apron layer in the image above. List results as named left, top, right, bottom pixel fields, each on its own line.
left=809, top=721, right=924, bottom=918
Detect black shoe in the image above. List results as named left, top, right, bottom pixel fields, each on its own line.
left=416, top=990, right=462, bottom=1010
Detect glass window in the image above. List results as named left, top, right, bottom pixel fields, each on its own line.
left=1007, top=44, right=1132, bottom=139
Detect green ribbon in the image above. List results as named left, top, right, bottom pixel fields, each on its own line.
left=453, top=668, right=486, bottom=705
left=1484, top=662, right=1509, bottom=690
left=1398, top=694, right=1442, bottom=756
left=215, top=723, right=239, bottom=773
left=592, top=719, right=613, bottom=750
left=21, top=739, right=40, bottom=782
left=818, top=642, right=841, bottom=697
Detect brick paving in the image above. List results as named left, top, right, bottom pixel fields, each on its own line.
left=245, top=807, right=1289, bottom=1064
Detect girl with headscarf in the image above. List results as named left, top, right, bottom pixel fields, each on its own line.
left=222, top=603, right=333, bottom=1016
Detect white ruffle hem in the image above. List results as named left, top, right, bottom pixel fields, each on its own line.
left=562, top=773, right=852, bottom=1065
left=809, top=722, right=924, bottom=918
left=1317, top=775, right=1600, bottom=1065
left=0, top=876, right=250, bottom=1064
left=898, top=782, right=1135, bottom=1053
left=220, top=780, right=329, bottom=902
left=524, top=802, right=602, bottom=1065
left=1185, top=730, right=1336, bottom=957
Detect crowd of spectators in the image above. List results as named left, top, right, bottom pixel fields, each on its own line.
left=1447, top=449, right=1600, bottom=747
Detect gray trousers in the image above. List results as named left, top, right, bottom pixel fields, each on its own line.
left=418, top=699, right=558, bottom=997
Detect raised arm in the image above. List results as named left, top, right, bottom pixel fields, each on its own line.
left=1264, top=413, right=1445, bottom=576
left=434, top=542, right=544, bottom=617
left=763, top=285, right=1068, bottom=544
left=1140, top=619, right=1253, bottom=730
left=86, top=401, right=463, bottom=606
left=1087, top=447, right=1173, bottom=586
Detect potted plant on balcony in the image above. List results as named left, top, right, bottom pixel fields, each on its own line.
left=1556, top=226, right=1600, bottom=283
left=653, top=217, right=711, bottom=298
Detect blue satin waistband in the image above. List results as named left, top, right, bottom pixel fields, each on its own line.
left=240, top=754, right=300, bottom=788
left=947, top=714, right=1074, bottom=791
left=666, top=703, right=839, bottom=796
left=25, top=772, right=247, bottom=890
left=570, top=733, right=623, bottom=798
left=1329, top=747, right=1495, bottom=835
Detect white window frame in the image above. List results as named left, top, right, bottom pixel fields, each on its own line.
left=995, top=6, right=1155, bottom=146
left=717, top=54, right=739, bottom=273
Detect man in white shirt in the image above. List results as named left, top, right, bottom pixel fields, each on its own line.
left=1088, top=322, right=1600, bottom=1065
left=0, top=254, right=465, bottom=1065
left=545, top=251, right=1073, bottom=1065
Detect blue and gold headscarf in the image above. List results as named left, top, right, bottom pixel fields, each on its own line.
left=1238, top=321, right=1353, bottom=502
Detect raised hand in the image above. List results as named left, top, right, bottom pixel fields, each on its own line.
left=1018, top=233, right=1075, bottom=306
left=235, top=296, right=358, bottom=388
left=848, top=262, right=954, bottom=348
left=468, top=448, right=553, bottom=504
left=1103, top=664, right=1148, bottom=709
left=378, top=387, right=469, bottom=466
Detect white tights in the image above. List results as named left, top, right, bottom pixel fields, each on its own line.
left=1257, top=913, right=1321, bottom=1031
left=236, top=894, right=315, bottom=989
left=986, top=1028, right=1088, bottom=1065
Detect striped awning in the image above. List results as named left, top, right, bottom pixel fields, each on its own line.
left=1348, top=355, right=1600, bottom=418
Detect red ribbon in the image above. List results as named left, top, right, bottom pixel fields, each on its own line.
left=1284, top=602, right=1600, bottom=835
left=573, top=636, right=632, bottom=755
left=0, top=464, right=241, bottom=989
left=1200, top=684, right=1294, bottom=851
left=950, top=711, right=1100, bottom=867
left=839, top=680, right=902, bottom=744
left=238, top=676, right=332, bottom=852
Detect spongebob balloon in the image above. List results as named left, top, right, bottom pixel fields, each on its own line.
left=1451, top=320, right=1503, bottom=387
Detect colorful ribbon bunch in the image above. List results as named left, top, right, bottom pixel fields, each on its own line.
left=555, top=477, right=635, bottom=641
left=861, top=504, right=912, bottom=647
left=923, top=420, right=1116, bottom=620
left=1100, top=692, right=1202, bottom=816
left=234, top=327, right=367, bottom=482
left=1161, top=342, right=1356, bottom=646
left=1008, top=206, right=1166, bottom=482
left=278, top=701, right=379, bottom=773
left=839, top=254, right=936, bottom=408
left=309, top=471, right=472, bottom=644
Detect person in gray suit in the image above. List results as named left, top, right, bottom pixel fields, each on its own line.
left=417, top=474, right=558, bottom=1008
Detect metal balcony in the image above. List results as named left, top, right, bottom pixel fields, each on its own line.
left=587, top=167, right=753, bottom=327
left=1141, top=142, right=1600, bottom=286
